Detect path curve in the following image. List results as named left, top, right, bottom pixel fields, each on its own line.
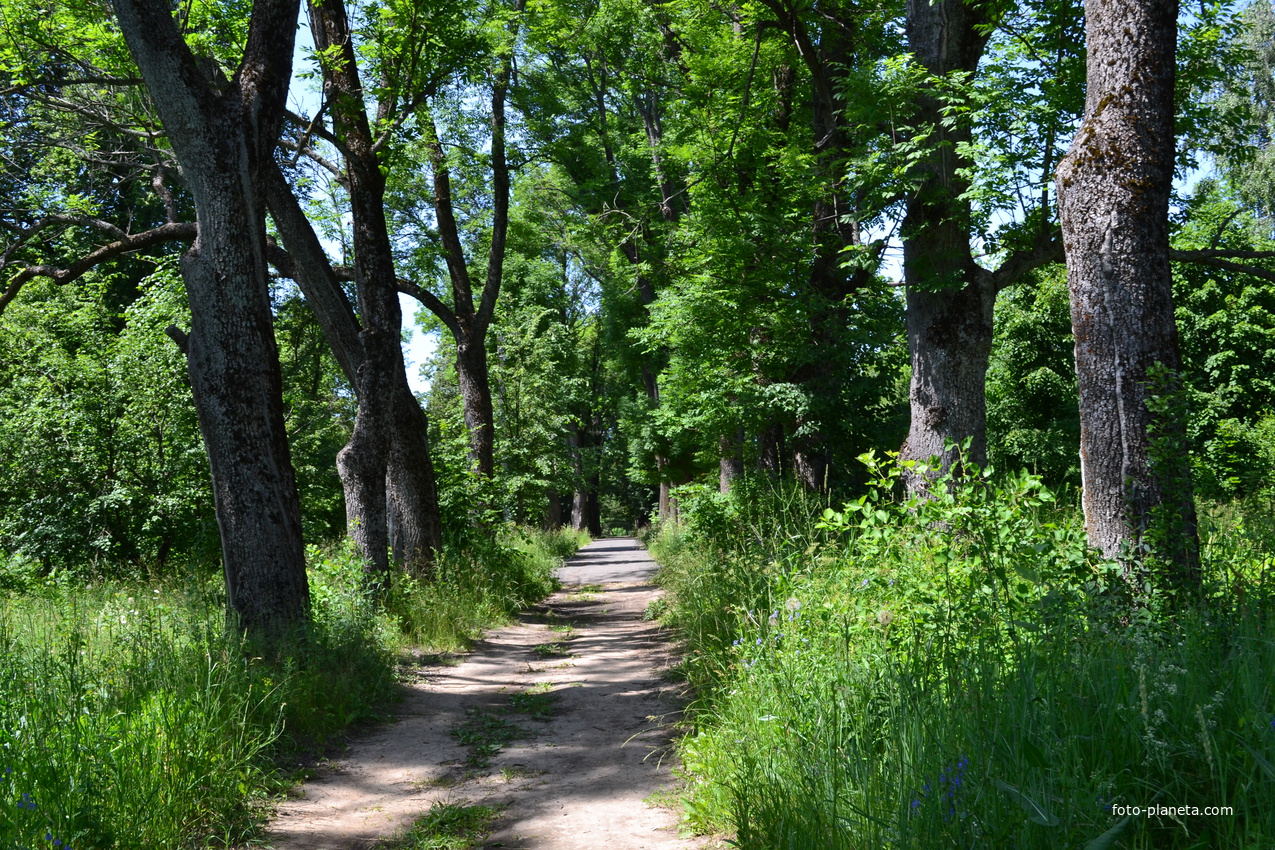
left=266, top=537, right=707, bottom=849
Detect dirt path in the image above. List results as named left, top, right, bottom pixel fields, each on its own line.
left=266, top=538, right=708, bottom=849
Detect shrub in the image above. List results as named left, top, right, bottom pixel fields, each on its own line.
left=654, top=456, right=1275, bottom=848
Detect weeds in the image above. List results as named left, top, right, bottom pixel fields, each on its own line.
left=387, top=800, right=500, bottom=850
left=451, top=709, right=524, bottom=767
left=652, top=456, right=1275, bottom=848
left=0, top=524, right=580, bottom=848
left=509, top=688, right=557, bottom=721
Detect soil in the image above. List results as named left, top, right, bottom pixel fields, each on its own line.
left=264, top=538, right=712, bottom=849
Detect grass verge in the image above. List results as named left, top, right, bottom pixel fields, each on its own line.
left=651, top=460, right=1275, bottom=848
left=0, top=525, right=584, bottom=848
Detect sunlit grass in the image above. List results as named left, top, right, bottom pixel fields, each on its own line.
left=652, top=467, right=1275, bottom=848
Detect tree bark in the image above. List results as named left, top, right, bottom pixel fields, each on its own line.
left=308, top=0, right=405, bottom=582
left=719, top=431, right=744, bottom=494
left=455, top=334, right=497, bottom=479
left=898, top=0, right=994, bottom=491
left=1056, top=0, right=1199, bottom=583
left=110, top=0, right=309, bottom=639
left=386, top=379, right=443, bottom=567
left=264, top=165, right=443, bottom=570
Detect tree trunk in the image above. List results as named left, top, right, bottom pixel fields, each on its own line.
left=387, top=378, right=443, bottom=569
left=900, top=280, right=997, bottom=485
left=545, top=491, right=563, bottom=528
left=1056, top=0, right=1199, bottom=584
left=898, top=0, right=993, bottom=493
left=263, top=165, right=443, bottom=571
left=456, top=336, right=496, bottom=479
left=792, top=417, right=830, bottom=492
left=111, top=0, right=309, bottom=639
left=719, top=431, right=744, bottom=494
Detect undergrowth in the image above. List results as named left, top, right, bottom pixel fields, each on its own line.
left=0, top=525, right=581, bottom=849
left=650, top=454, right=1275, bottom=848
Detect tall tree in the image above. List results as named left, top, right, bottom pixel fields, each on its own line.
left=1056, top=0, right=1199, bottom=583
left=396, top=0, right=527, bottom=480
left=109, top=0, right=310, bottom=635
left=897, top=0, right=1068, bottom=492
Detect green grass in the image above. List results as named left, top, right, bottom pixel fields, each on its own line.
left=0, top=524, right=581, bottom=848
left=508, top=686, right=557, bottom=721
left=0, top=560, right=396, bottom=849
left=652, top=462, right=1275, bottom=848
left=385, top=527, right=581, bottom=651
left=386, top=801, right=500, bottom=849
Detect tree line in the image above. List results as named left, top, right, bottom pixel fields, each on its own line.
left=0, top=0, right=1272, bottom=638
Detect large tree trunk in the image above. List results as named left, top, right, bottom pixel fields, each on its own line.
left=898, top=0, right=993, bottom=492
left=1056, top=0, right=1199, bottom=584
left=111, top=0, right=309, bottom=639
left=263, top=165, right=442, bottom=572
left=900, top=280, right=997, bottom=484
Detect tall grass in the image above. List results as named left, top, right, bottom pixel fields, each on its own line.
left=652, top=456, right=1275, bottom=848
left=0, top=525, right=582, bottom=849
left=385, top=526, right=586, bottom=650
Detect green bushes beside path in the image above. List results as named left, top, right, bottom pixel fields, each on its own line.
left=650, top=458, right=1275, bottom=848
left=0, top=526, right=583, bottom=849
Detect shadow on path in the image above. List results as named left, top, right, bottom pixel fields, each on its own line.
left=266, top=537, right=708, bottom=850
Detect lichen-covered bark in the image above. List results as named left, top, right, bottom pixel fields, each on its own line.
left=1056, top=0, right=1199, bottom=582
left=111, top=0, right=309, bottom=638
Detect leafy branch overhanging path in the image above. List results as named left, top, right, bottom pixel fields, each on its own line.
left=267, top=538, right=708, bottom=849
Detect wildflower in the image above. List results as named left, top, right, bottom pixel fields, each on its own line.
left=877, top=609, right=893, bottom=626
left=18, top=792, right=35, bottom=810
left=860, top=578, right=870, bottom=588
left=784, top=597, right=801, bottom=612
left=910, top=798, right=922, bottom=812
left=755, top=638, right=762, bottom=645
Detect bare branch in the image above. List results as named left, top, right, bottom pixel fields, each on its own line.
left=395, top=277, right=460, bottom=338
left=278, top=136, right=345, bottom=178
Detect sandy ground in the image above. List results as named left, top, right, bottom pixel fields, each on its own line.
left=265, top=538, right=710, bottom=850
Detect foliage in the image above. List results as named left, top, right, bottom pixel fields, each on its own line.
left=0, top=267, right=214, bottom=572
left=0, top=266, right=352, bottom=575
left=651, top=458, right=1275, bottom=847
left=985, top=266, right=1080, bottom=488
left=385, top=526, right=574, bottom=651
left=0, top=549, right=397, bottom=849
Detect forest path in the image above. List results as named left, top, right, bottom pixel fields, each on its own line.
left=266, top=537, right=709, bottom=850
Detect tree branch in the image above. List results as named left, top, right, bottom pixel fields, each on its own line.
left=988, top=227, right=1065, bottom=292
left=1171, top=250, right=1275, bottom=285
left=0, top=221, right=196, bottom=316
left=394, top=278, right=460, bottom=338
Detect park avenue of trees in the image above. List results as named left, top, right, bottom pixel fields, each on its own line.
left=0, top=0, right=1272, bottom=635
left=7, top=0, right=1275, bottom=847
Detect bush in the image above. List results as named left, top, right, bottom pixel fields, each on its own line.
left=654, top=456, right=1275, bottom=848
